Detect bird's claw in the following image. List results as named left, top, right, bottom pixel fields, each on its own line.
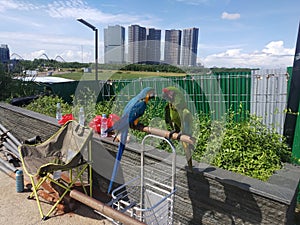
left=168, top=130, right=176, bottom=140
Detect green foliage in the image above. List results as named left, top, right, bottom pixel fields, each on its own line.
left=23, top=94, right=291, bottom=181
left=94, top=98, right=117, bottom=118
left=0, top=63, right=12, bottom=101
left=120, top=63, right=186, bottom=73
left=0, top=63, right=41, bottom=101
left=17, top=59, right=90, bottom=71
left=25, top=95, right=71, bottom=118
left=193, top=111, right=291, bottom=181
left=71, top=87, right=97, bottom=123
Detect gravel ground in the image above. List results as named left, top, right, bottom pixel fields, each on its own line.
left=0, top=170, right=112, bottom=225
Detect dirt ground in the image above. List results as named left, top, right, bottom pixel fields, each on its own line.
left=0, top=170, right=112, bottom=225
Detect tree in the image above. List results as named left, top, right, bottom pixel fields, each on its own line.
left=0, top=63, right=13, bottom=101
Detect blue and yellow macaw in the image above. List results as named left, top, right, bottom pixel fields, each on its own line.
left=162, top=86, right=193, bottom=171
left=107, top=87, right=155, bottom=193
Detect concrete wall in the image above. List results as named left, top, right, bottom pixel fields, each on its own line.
left=1, top=102, right=300, bottom=224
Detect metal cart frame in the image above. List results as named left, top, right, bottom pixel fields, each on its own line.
left=111, top=134, right=177, bottom=225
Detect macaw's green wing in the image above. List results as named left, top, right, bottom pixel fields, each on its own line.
left=170, top=106, right=181, bottom=133
left=164, top=103, right=172, bottom=129
left=182, top=108, right=193, bottom=136
left=165, top=103, right=181, bottom=133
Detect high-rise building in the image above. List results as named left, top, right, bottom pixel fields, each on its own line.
left=104, top=25, right=125, bottom=64
left=146, top=28, right=161, bottom=64
left=0, top=44, right=10, bottom=64
left=128, top=25, right=146, bottom=64
left=181, top=28, right=199, bottom=66
left=164, top=29, right=182, bottom=65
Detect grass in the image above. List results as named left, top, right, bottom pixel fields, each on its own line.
left=53, top=69, right=187, bottom=81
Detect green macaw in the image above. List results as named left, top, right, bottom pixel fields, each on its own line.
left=162, top=86, right=193, bottom=171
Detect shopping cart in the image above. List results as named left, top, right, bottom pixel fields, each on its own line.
left=110, top=134, right=177, bottom=225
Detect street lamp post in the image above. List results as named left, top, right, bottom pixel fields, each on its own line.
left=77, top=18, right=98, bottom=81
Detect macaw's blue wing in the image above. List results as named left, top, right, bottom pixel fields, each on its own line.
left=107, top=87, right=154, bottom=194
left=123, top=87, right=154, bottom=115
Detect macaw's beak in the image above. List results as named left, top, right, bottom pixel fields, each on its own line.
left=148, top=90, right=155, bottom=99
left=144, top=90, right=155, bottom=103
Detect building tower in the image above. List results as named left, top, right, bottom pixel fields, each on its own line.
left=181, top=28, right=199, bottom=66
left=104, top=25, right=125, bottom=64
left=164, top=29, right=182, bottom=65
left=128, top=25, right=146, bottom=64
left=0, top=44, right=10, bottom=64
left=146, top=28, right=161, bottom=64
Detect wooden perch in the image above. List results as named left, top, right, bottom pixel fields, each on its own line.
left=133, top=124, right=195, bottom=145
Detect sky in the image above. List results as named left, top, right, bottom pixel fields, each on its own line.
left=0, top=0, right=299, bottom=69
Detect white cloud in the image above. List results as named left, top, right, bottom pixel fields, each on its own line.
left=0, top=31, right=92, bottom=47
left=202, top=40, right=294, bottom=69
left=0, top=0, right=43, bottom=12
left=0, top=0, right=19, bottom=11
left=0, top=0, right=153, bottom=25
left=21, top=48, right=93, bottom=63
left=221, top=12, right=241, bottom=20
left=23, top=49, right=47, bottom=60
left=262, top=41, right=293, bottom=55
left=1, top=30, right=95, bottom=62
left=59, top=49, right=92, bottom=63
left=46, top=0, right=153, bottom=25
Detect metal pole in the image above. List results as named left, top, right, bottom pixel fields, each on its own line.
left=0, top=123, right=22, bottom=147
left=77, top=18, right=99, bottom=81
left=69, top=190, right=146, bottom=225
left=95, top=28, right=98, bottom=81
left=2, top=141, right=20, bottom=159
left=0, top=157, right=17, bottom=172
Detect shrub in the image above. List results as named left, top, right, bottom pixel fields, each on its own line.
left=193, top=111, right=291, bottom=181
left=25, top=95, right=71, bottom=118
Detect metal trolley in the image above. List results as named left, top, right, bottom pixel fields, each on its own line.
left=111, top=134, right=177, bottom=225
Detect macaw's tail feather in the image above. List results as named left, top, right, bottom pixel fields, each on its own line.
left=183, top=142, right=193, bottom=172
left=107, top=130, right=128, bottom=194
left=105, top=127, right=114, bottom=133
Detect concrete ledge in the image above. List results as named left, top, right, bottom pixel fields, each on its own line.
left=1, top=102, right=300, bottom=224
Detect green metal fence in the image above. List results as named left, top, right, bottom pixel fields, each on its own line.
left=48, top=72, right=251, bottom=121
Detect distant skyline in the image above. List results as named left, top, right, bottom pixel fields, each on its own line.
left=0, top=0, right=299, bottom=69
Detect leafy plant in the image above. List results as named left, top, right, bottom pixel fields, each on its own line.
left=72, top=87, right=97, bottom=123
left=94, top=97, right=116, bottom=117
left=193, top=110, right=291, bottom=181
left=23, top=94, right=291, bottom=181
left=25, top=95, right=71, bottom=118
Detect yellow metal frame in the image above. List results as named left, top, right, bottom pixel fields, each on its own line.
left=18, top=122, right=93, bottom=221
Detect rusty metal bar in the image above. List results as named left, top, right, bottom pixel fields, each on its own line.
left=69, top=189, right=146, bottom=225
